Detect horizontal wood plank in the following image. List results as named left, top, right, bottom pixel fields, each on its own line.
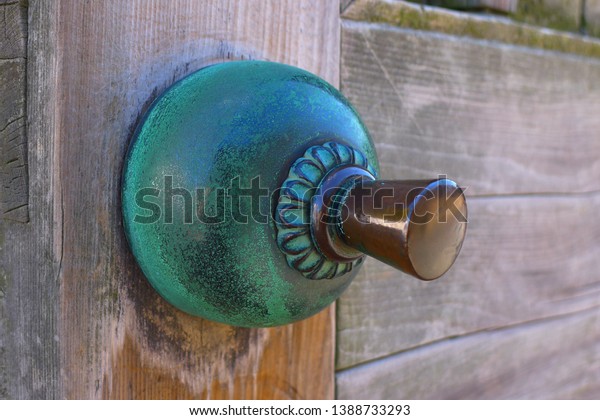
left=343, top=0, right=600, bottom=58
left=337, top=7, right=600, bottom=398
left=336, top=193, right=600, bottom=369
left=337, top=309, right=600, bottom=399
left=341, top=20, right=600, bottom=196
left=513, top=0, right=583, bottom=32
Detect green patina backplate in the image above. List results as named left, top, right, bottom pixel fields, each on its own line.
left=121, top=60, right=379, bottom=327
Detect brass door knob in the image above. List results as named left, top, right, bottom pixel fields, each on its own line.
left=122, top=61, right=467, bottom=327
left=340, top=178, right=467, bottom=281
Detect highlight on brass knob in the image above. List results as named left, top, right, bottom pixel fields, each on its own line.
left=339, top=178, right=467, bottom=281
left=122, top=60, right=468, bottom=327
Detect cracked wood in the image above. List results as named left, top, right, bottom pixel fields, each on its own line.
left=0, top=0, right=28, bottom=222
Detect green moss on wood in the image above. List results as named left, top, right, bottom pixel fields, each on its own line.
left=408, top=0, right=516, bottom=13
left=406, top=0, right=581, bottom=33
left=513, top=0, right=580, bottom=33
left=344, top=0, right=600, bottom=59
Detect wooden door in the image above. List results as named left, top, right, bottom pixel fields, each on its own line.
left=2, top=0, right=600, bottom=400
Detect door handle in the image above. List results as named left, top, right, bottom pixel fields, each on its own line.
left=122, top=61, right=467, bottom=327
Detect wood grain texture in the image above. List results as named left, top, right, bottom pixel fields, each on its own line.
left=337, top=309, right=600, bottom=399
left=337, top=193, right=600, bottom=369
left=341, top=20, right=600, bottom=196
left=514, top=0, right=583, bottom=32
left=0, top=0, right=28, bottom=222
left=336, top=19, right=600, bottom=376
left=6, top=0, right=340, bottom=399
left=0, top=0, right=60, bottom=398
left=343, top=0, right=600, bottom=58
left=336, top=10, right=600, bottom=398
left=0, top=0, right=31, bottom=398
left=586, top=0, right=600, bottom=37
left=0, top=1, right=27, bottom=59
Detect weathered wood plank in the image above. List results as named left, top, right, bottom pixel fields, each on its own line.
left=419, top=0, right=584, bottom=32
left=412, top=1, right=518, bottom=14
left=337, top=6, right=600, bottom=397
left=0, top=0, right=59, bottom=398
left=343, top=0, right=600, bottom=58
left=0, top=60, right=27, bottom=222
left=2, top=0, right=339, bottom=399
left=341, top=0, right=356, bottom=13
left=0, top=0, right=31, bottom=399
left=341, top=20, right=600, bottom=196
left=337, top=19, right=600, bottom=372
left=0, top=60, right=25, bottom=133
left=514, top=0, right=583, bottom=32
left=337, top=309, right=600, bottom=399
left=586, top=0, right=600, bottom=37
left=0, top=117, right=27, bottom=222
left=0, top=1, right=27, bottom=59
left=0, top=0, right=28, bottom=222
left=337, top=193, right=600, bottom=369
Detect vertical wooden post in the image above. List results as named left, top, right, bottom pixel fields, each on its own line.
left=2, top=0, right=339, bottom=399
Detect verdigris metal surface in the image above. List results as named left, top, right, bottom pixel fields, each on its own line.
left=275, top=142, right=377, bottom=280
left=122, top=61, right=378, bottom=327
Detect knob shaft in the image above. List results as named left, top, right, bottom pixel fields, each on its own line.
left=339, top=178, right=467, bottom=280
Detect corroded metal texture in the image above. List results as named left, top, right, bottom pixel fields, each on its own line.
left=122, top=61, right=377, bottom=327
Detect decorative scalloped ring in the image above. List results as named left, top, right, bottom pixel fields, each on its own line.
left=275, top=142, right=377, bottom=280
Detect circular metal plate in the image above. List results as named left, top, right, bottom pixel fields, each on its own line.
left=122, top=61, right=378, bottom=327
